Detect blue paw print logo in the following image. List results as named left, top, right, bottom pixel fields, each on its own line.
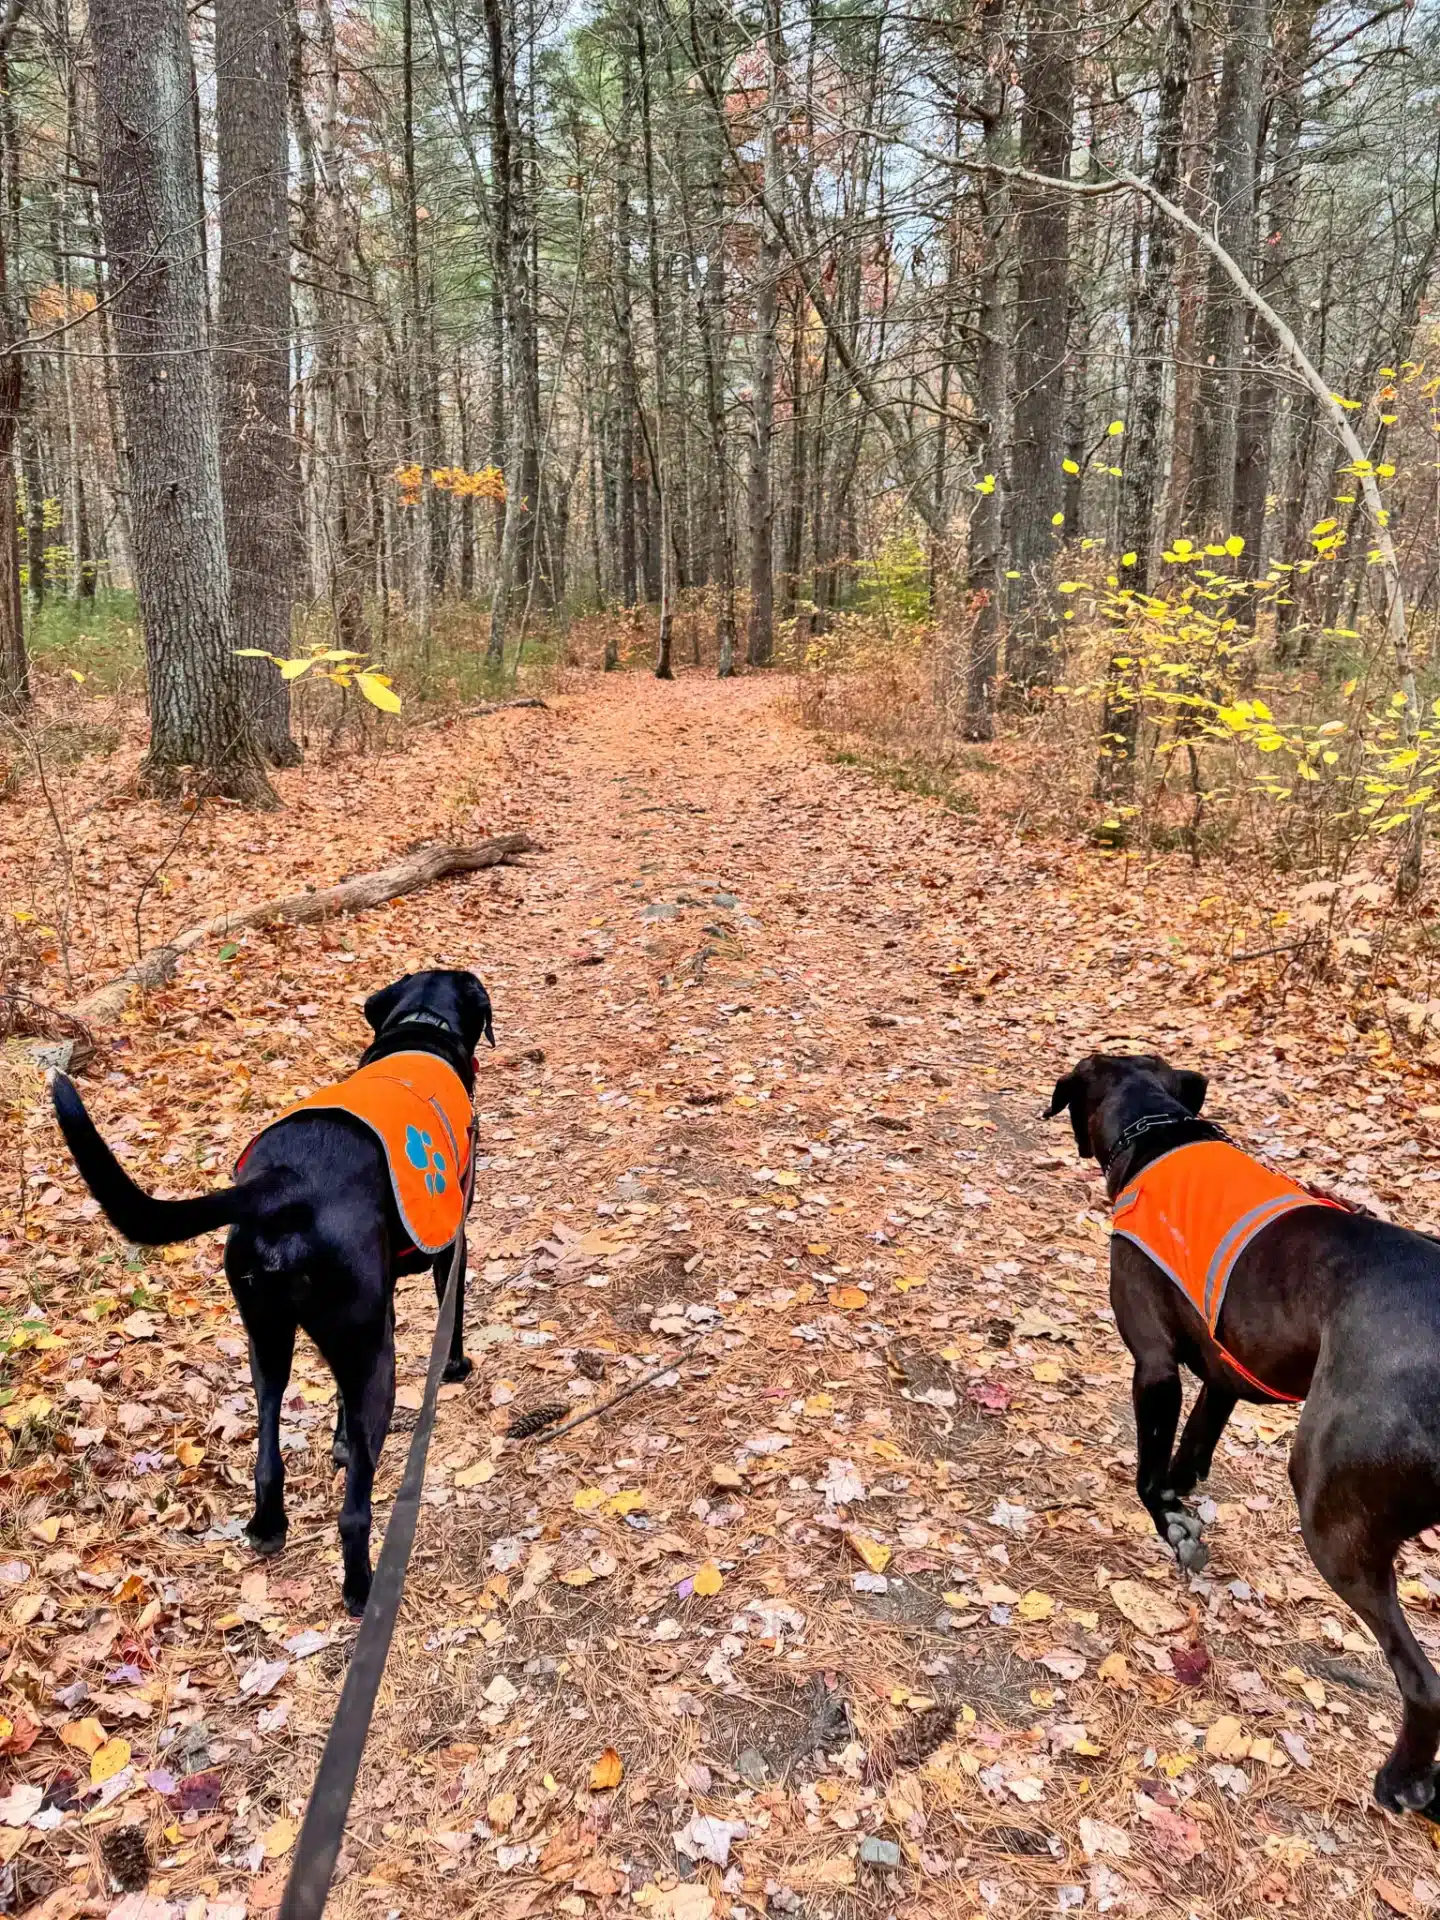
left=404, top=1124, right=449, bottom=1195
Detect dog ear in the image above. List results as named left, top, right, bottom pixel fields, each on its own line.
left=1043, top=1073, right=1094, bottom=1160
left=1175, top=1069, right=1208, bottom=1115
left=363, top=976, right=409, bottom=1033
left=465, top=974, right=496, bottom=1048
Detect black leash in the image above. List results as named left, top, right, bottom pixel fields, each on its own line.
left=278, top=1118, right=477, bottom=1920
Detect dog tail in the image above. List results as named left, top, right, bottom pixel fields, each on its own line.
left=52, top=1073, right=252, bottom=1245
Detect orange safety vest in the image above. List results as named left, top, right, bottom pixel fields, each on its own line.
left=1111, top=1139, right=1341, bottom=1400
left=239, top=1051, right=473, bottom=1257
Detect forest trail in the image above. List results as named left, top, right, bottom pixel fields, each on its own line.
left=6, top=674, right=1440, bottom=1917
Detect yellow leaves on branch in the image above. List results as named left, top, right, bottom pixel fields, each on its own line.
left=235, top=645, right=402, bottom=714
left=393, top=461, right=506, bottom=508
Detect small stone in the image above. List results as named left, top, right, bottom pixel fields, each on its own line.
left=737, top=1748, right=769, bottom=1787
left=860, top=1836, right=902, bottom=1868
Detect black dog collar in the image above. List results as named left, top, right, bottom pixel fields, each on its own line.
left=1103, top=1112, right=1227, bottom=1177
left=386, top=1010, right=456, bottom=1036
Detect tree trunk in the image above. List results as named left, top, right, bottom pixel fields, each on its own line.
left=614, top=46, right=639, bottom=614
left=1007, top=0, right=1074, bottom=688
left=483, top=0, right=528, bottom=664
left=0, top=33, right=24, bottom=714
left=1105, top=0, right=1192, bottom=794
left=637, top=15, right=676, bottom=679
left=92, top=0, right=275, bottom=804
left=1189, top=0, right=1268, bottom=535
left=217, top=0, right=299, bottom=763
left=1117, top=0, right=1192, bottom=590
left=964, top=0, right=1009, bottom=740
left=1163, top=14, right=1214, bottom=538
left=1231, top=0, right=1315, bottom=600
left=782, top=290, right=806, bottom=621
left=745, top=0, right=782, bottom=669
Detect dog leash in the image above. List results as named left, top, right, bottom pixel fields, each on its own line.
left=277, top=1116, right=478, bottom=1920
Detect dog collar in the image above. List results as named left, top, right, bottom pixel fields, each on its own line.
left=386, top=1010, right=457, bottom=1037
left=1102, top=1112, right=1226, bottom=1178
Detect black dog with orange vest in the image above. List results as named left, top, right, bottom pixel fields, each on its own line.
left=1047, top=1050, right=1440, bottom=1822
left=51, top=969, right=493, bottom=1617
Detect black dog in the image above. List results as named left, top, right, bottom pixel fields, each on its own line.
left=1047, top=1050, right=1440, bottom=1821
left=52, top=969, right=492, bottom=1616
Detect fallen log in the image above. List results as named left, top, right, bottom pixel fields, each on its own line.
left=73, top=834, right=535, bottom=1027
left=413, top=695, right=548, bottom=731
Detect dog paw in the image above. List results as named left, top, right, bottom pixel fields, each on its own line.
left=1375, top=1767, right=1438, bottom=1817
left=1163, top=1507, right=1208, bottom=1572
left=343, top=1588, right=369, bottom=1619
left=441, top=1355, right=474, bottom=1384
left=245, top=1523, right=288, bottom=1558
left=331, top=1442, right=350, bottom=1471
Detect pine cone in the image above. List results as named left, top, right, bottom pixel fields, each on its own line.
left=101, top=1823, right=150, bottom=1894
left=506, top=1402, right=567, bottom=1440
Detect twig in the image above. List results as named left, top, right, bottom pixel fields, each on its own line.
left=511, top=1326, right=715, bottom=1444
left=1230, top=939, right=1309, bottom=963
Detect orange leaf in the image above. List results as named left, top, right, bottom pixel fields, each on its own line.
left=589, top=1747, right=624, bottom=1790
left=60, top=1717, right=107, bottom=1756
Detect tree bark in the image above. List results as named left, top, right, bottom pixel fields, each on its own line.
left=1103, top=0, right=1192, bottom=795
left=217, top=0, right=300, bottom=763
left=0, top=22, right=25, bottom=714
left=745, top=0, right=782, bottom=669
left=92, top=0, right=275, bottom=804
left=483, top=0, right=524, bottom=663
left=637, top=15, right=676, bottom=679
left=1189, top=0, right=1268, bottom=535
left=1117, top=0, right=1192, bottom=591
left=964, top=0, right=1010, bottom=740
left=1231, top=0, right=1315, bottom=597
left=1007, top=0, right=1074, bottom=687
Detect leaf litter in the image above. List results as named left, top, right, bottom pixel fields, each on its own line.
left=2, top=675, right=1440, bottom=1914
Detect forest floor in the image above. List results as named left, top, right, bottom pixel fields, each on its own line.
left=6, top=670, right=1440, bottom=1920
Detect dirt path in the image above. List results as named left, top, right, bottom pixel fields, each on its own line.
left=4, top=674, right=1439, bottom=1919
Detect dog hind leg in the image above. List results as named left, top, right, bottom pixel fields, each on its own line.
left=434, top=1239, right=472, bottom=1383
left=245, top=1317, right=295, bottom=1555
left=1303, top=1507, right=1440, bottom=1814
left=1293, top=1428, right=1440, bottom=1818
left=330, top=1320, right=396, bottom=1617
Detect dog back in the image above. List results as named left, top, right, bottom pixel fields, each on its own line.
left=238, top=1051, right=472, bottom=1255
left=1113, top=1140, right=1342, bottom=1339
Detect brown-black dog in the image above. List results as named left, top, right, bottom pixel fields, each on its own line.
left=51, top=969, right=493, bottom=1617
left=1046, top=1050, right=1440, bottom=1820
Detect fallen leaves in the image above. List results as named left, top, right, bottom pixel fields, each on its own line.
left=844, top=1532, right=891, bottom=1575
left=690, top=1560, right=724, bottom=1596
left=90, top=1736, right=131, bottom=1786
left=1108, top=1579, right=1187, bottom=1636
left=588, top=1748, right=624, bottom=1791
left=262, top=1816, right=298, bottom=1858
left=60, top=1717, right=108, bottom=1756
